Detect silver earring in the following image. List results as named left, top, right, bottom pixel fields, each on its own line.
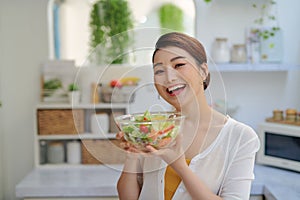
left=158, top=94, right=161, bottom=100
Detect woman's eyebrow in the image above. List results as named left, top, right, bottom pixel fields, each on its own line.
left=170, top=56, right=186, bottom=62
left=153, top=62, right=162, bottom=68
left=153, top=56, right=186, bottom=68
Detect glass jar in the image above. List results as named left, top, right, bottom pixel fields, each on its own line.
left=47, top=141, right=65, bottom=164
left=231, top=44, right=247, bottom=63
left=39, top=141, right=47, bottom=164
left=285, top=109, right=297, bottom=123
left=211, top=38, right=230, bottom=63
left=297, top=112, right=300, bottom=123
left=272, top=109, right=283, bottom=121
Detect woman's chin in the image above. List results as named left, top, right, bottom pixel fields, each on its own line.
left=165, top=92, right=189, bottom=109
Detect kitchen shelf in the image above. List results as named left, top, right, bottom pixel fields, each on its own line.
left=209, top=63, right=300, bottom=72
left=34, top=103, right=128, bottom=168
left=38, top=133, right=117, bottom=140
left=37, top=102, right=128, bottom=109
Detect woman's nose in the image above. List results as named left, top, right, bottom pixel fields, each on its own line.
left=165, top=67, right=177, bottom=83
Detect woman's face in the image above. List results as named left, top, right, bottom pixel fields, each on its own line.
left=153, top=46, right=206, bottom=110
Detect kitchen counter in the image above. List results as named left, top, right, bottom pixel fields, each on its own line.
left=251, top=165, right=300, bottom=199
left=16, top=164, right=300, bottom=199
left=16, top=165, right=123, bottom=198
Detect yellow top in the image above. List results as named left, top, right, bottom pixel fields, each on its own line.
left=164, top=159, right=191, bottom=200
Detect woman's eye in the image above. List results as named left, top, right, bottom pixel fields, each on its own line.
left=154, top=69, right=164, bottom=75
left=174, top=63, right=185, bottom=69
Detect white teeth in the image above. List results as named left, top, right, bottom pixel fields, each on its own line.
left=168, top=84, right=185, bottom=92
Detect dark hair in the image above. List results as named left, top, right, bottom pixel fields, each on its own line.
left=152, top=32, right=210, bottom=90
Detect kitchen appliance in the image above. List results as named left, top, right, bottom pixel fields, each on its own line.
left=257, top=122, right=300, bottom=172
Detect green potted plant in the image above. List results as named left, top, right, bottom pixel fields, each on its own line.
left=158, top=3, right=184, bottom=34
left=252, top=0, right=280, bottom=40
left=89, top=0, right=134, bottom=65
left=43, top=78, right=62, bottom=97
left=68, top=83, right=80, bottom=104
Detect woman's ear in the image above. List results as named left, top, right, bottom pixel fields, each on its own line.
left=200, top=63, right=209, bottom=80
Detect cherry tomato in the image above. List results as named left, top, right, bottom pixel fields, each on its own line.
left=139, top=125, right=149, bottom=133
left=110, top=80, right=122, bottom=88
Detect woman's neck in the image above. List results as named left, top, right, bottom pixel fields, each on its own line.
left=179, top=94, right=213, bottom=125
left=178, top=97, right=228, bottom=158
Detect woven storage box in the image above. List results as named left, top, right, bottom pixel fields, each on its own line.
left=81, top=139, right=126, bottom=164
left=38, top=109, right=84, bottom=135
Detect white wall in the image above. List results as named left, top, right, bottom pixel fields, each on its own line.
left=208, top=70, right=300, bottom=129
left=0, top=1, right=5, bottom=199
left=0, top=0, right=48, bottom=200
left=59, top=0, right=91, bottom=64
left=196, top=0, right=300, bottom=65
left=0, top=0, right=4, bottom=197
left=0, top=72, right=4, bottom=198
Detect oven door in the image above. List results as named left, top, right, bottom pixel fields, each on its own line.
left=257, top=122, right=300, bottom=172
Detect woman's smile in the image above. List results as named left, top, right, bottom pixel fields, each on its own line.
left=166, top=84, right=187, bottom=96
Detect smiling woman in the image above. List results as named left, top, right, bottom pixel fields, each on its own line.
left=47, top=0, right=196, bottom=66
left=116, top=31, right=260, bottom=200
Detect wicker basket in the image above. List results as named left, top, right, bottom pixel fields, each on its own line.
left=81, top=139, right=126, bottom=164
left=38, top=109, right=84, bottom=135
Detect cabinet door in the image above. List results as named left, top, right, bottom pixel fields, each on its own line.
left=0, top=76, right=3, bottom=199
left=81, top=139, right=126, bottom=164
left=24, top=198, right=119, bottom=200
left=250, top=195, right=264, bottom=200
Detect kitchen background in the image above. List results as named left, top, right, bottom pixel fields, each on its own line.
left=0, top=0, right=300, bottom=199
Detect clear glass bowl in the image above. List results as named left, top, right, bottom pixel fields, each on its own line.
left=115, top=112, right=185, bottom=151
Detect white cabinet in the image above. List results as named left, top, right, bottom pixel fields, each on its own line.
left=35, top=103, right=128, bottom=168
left=24, top=198, right=118, bottom=200
left=250, top=195, right=264, bottom=200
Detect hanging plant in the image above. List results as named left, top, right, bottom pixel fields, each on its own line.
left=252, top=0, right=280, bottom=40
left=159, top=3, right=184, bottom=33
left=251, top=0, right=282, bottom=62
left=89, top=0, right=134, bottom=64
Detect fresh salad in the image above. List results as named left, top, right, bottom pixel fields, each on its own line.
left=120, top=110, right=182, bottom=149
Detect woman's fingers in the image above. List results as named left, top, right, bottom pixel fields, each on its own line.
left=145, top=145, right=157, bottom=153
left=116, top=131, right=124, bottom=139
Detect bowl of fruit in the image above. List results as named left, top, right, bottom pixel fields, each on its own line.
left=115, top=110, right=185, bottom=151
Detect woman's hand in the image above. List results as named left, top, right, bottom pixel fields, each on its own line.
left=117, top=132, right=143, bottom=200
left=116, top=132, right=140, bottom=155
left=116, top=132, right=142, bottom=172
left=116, top=131, right=185, bottom=166
left=145, top=134, right=186, bottom=168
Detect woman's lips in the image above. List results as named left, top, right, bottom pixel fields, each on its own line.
left=166, top=84, right=186, bottom=96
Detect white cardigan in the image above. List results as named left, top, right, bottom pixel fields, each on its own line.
left=138, top=117, right=260, bottom=200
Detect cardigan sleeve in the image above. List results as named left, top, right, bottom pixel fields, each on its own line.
left=219, top=126, right=260, bottom=200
